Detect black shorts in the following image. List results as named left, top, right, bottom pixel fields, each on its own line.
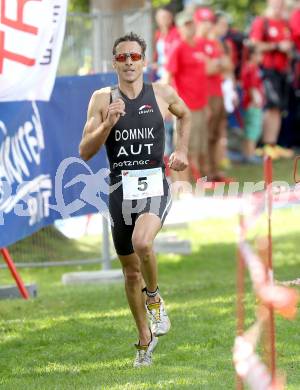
left=109, top=175, right=172, bottom=256
left=262, top=68, right=289, bottom=111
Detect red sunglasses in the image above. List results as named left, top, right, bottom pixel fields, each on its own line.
left=114, top=52, right=143, bottom=62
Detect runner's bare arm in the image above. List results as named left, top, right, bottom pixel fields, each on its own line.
left=166, top=85, right=190, bottom=152
left=154, top=83, right=191, bottom=171
left=79, top=89, right=125, bottom=161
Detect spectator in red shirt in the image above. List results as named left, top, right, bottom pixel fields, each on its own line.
left=165, top=10, right=209, bottom=182
left=250, top=0, right=294, bottom=159
left=153, top=8, right=181, bottom=81
left=194, top=8, right=220, bottom=99
left=195, top=8, right=233, bottom=182
left=153, top=8, right=181, bottom=179
left=290, top=0, right=300, bottom=91
left=241, top=46, right=264, bottom=164
left=214, top=12, right=238, bottom=114
left=290, top=0, right=300, bottom=51
left=286, top=0, right=300, bottom=149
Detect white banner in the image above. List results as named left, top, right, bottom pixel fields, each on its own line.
left=0, top=0, right=67, bottom=102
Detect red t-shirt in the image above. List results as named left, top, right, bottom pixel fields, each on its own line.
left=197, top=37, right=223, bottom=98
left=290, top=9, right=300, bottom=52
left=250, top=16, right=291, bottom=72
left=166, top=39, right=208, bottom=110
left=154, top=26, right=180, bottom=61
left=241, top=62, right=264, bottom=109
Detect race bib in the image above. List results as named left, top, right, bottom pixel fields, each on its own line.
left=122, top=168, right=164, bottom=200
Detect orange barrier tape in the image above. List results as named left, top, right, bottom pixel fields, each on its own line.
left=280, top=279, right=300, bottom=286
left=259, top=285, right=298, bottom=320
left=233, top=304, right=286, bottom=390
left=234, top=156, right=299, bottom=390
left=238, top=242, right=298, bottom=319
left=233, top=328, right=285, bottom=390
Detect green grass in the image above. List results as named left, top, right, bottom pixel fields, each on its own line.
left=228, top=158, right=297, bottom=185
left=0, top=206, right=299, bottom=389
left=6, top=158, right=299, bottom=265
left=7, top=226, right=102, bottom=264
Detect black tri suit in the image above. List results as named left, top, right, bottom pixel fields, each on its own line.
left=105, top=83, right=172, bottom=256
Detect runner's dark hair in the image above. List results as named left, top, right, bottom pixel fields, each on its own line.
left=112, top=32, right=147, bottom=56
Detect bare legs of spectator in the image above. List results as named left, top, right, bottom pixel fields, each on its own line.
left=207, top=96, right=226, bottom=179
left=188, top=109, right=209, bottom=182
left=263, top=108, right=281, bottom=144
left=216, top=116, right=229, bottom=170
left=243, top=139, right=256, bottom=158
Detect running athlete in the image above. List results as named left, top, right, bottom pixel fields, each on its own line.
left=79, top=32, right=190, bottom=367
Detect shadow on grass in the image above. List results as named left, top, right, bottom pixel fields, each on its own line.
left=0, top=227, right=299, bottom=388
left=7, top=226, right=101, bottom=263
left=0, top=308, right=235, bottom=389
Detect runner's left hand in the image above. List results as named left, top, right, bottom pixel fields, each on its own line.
left=168, top=150, right=188, bottom=171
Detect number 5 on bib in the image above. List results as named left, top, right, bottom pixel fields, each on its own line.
left=122, top=168, right=164, bottom=200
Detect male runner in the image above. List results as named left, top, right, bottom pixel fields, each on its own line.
left=79, top=32, right=190, bottom=367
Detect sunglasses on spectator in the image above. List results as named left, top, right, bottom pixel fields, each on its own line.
left=114, top=52, right=144, bottom=62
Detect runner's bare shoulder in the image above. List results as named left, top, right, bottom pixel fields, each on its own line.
left=92, top=87, right=111, bottom=106
left=90, top=87, right=111, bottom=118
left=153, top=82, right=175, bottom=100
left=152, top=81, right=177, bottom=105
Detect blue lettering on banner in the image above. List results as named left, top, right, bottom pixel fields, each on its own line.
left=0, top=73, right=119, bottom=248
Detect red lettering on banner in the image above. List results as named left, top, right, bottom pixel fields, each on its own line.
left=0, top=30, right=35, bottom=73
left=1, top=0, right=41, bottom=35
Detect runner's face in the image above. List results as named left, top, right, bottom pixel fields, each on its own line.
left=113, top=41, right=145, bottom=84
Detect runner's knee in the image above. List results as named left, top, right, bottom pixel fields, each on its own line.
left=132, top=236, right=153, bottom=259
left=123, top=265, right=142, bottom=283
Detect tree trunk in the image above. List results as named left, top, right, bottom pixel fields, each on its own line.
left=90, top=0, right=152, bottom=72
left=91, top=0, right=146, bottom=12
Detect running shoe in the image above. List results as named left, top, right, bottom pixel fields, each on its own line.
left=274, top=145, right=295, bottom=159
left=133, top=333, right=158, bottom=368
left=146, top=298, right=171, bottom=337
left=219, top=157, right=232, bottom=170
left=262, top=145, right=280, bottom=160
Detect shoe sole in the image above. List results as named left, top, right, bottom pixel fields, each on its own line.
left=148, top=335, right=159, bottom=352
left=153, top=319, right=171, bottom=337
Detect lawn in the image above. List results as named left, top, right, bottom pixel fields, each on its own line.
left=4, top=158, right=298, bottom=266
left=228, top=158, right=297, bottom=185
left=0, top=203, right=299, bottom=389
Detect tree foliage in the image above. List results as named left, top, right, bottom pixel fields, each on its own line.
left=150, top=0, right=265, bottom=27
left=68, top=0, right=175, bottom=12
left=151, top=0, right=171, bottom=7
left=67, top=0, right=266, bottom=27
left=212, top=0, right=265, bottom=27
left=68, top=0, right=89, bottom=12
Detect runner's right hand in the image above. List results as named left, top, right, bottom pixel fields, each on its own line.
left=105, top=99, right=126, bottom=128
